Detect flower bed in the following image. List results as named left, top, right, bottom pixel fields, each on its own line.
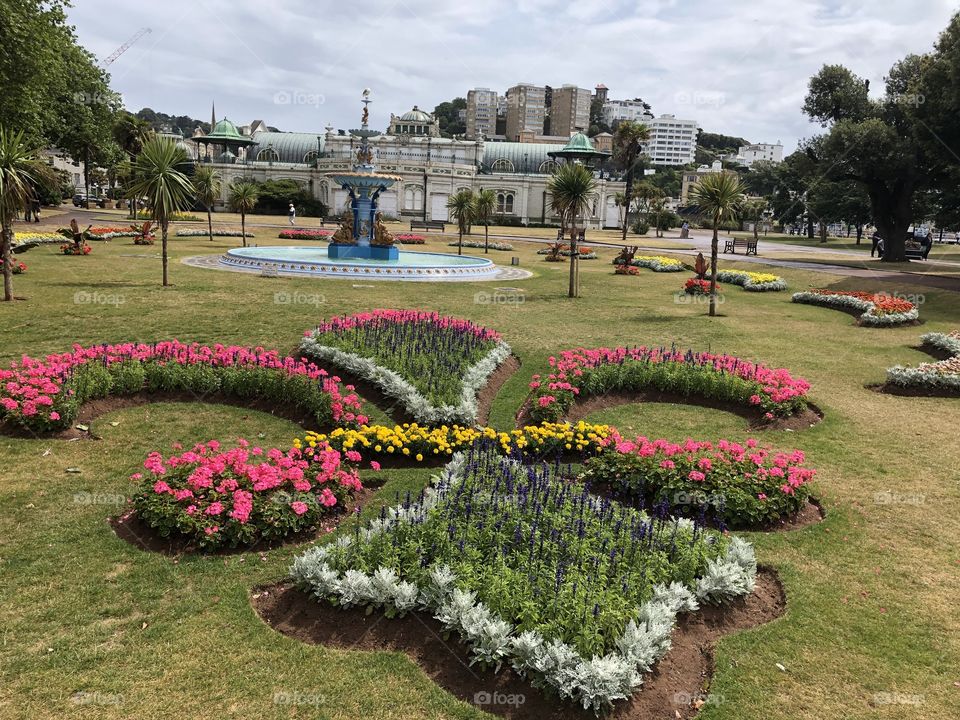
left=13, top=231, right=62, bottom=245
left=0, top=258, right=26, bottom=274
left=278, top=228, right=333, bottom=240
left=297, top=420, right=617, bottom=463
left=886, top=331, right=960, bottom=391
left=290, top=449, right=756, bottom=712
left=791, top=289, right=918, bottom=326
left=614, top=264, right=640, bottom=276
left=133, top=438, right=364, bottom=550
left=176, top=227, right=254, bottom=238
left=528, top=346, right=810, bottom=423
left=395, top=233, right=425, bottom=245
left=614, top=255, right=686, bottom=272
left=579, top=435, right=815, bottom=528
left=60, top=243, right=91, bottom=255
left=716, top=269, right=787, bottom=292
left=0, top=341, right=366, bottom=434
left=300, top=310, right=511, bottom=425
left=85, top=226, right=141, bottom=240
left=537, top=245, right=596, bottom=258
left=684, top=278, right=717, bottom=295
left=449, top=239, right=513, bottom=251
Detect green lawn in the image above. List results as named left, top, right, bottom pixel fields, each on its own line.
left=1, top=229, right=958, bottom=720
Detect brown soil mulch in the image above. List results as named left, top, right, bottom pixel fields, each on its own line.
left=251, top=567, right=785, bottom=719
left=476, top=355, right=521, bottom=426
left=871, top=383, right=960, bottom=398
left=109, top=487, right=377, bottom=557
left=515, top=391, right=823, bottom=433
left=0, top=391, right=327, bottom=441
left=742, top=497, right=824, bottom=532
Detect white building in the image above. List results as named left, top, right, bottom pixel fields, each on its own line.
left=734, top=142, right=783, bottom=167
left=641, top=114, right=698, bottom=166
left=601, top=99, right=650, bottom=126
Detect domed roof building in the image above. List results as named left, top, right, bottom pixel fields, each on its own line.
left=191, top=112, right=255, bottom=163
left=388, top=105, right=440, bottom=137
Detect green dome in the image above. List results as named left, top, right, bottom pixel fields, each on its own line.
left=563, top=132, right=595, bottom=152
left=209, top=118, right=242, bottom=140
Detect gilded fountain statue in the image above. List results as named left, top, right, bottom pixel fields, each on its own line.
left=326, top=89, right=402, bottom=260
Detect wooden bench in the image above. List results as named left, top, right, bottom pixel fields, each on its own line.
left=410, top=219, right=445, bottom=232
left=723, top=237, right=758, bottom=256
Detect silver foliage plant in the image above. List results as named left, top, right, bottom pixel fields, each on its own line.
left=299, top=335, right=512, bottom=425
left=886, top=332, right=960, bottom=390
left=288, top=453, right=758, bottom=713
left=791, top=291, right=919, bottom=326
left=716, top=269, right=788, bottom=292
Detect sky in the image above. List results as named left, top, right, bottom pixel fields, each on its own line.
left=66, top=0, right=958, bottom=153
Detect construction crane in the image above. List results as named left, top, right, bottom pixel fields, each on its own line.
left=99, top=27, right=152, bottom=68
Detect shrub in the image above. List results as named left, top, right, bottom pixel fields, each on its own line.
left=630, top=220, right=650, bottom=235
left=133, top=438, right=363, bottom=549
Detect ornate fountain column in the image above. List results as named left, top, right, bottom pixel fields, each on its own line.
left=327, top=90, right=402, bottom=260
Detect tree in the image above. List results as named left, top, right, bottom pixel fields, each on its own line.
left=743, top=160, right=780, bottom=198
left=228, top=181, right=259, bottom=248
left=741, top=198, right=768, bottom=241
left=447, top=189, right=475, bottom=255
left=807, top=180, right=873, bottom=242
left=126, top=137, right=195, bottom=287
left=472, top=188, right=496, bottom=253
left=0, top=128, right=54, bottom=301
left=800, top=46, right=949, bottom=261
left=691, top=172, right=744, bottom=316
left=612, top=121, right=651, bottom=243
left=433, top=99, right=467, bottom=137
left=548, top=163, right=597, bottom=298
left=192, top=166, right=222, bottom=242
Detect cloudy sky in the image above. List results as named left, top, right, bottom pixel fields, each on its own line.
left=67, top=0, right=957, bottom=152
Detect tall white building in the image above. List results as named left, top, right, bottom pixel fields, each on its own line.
left=466, top=87, right=501, bottom=140
left=641, top=114, right=698, bottom=166
left=734, top=142, right=783, bottom=167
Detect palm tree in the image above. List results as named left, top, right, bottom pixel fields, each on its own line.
left=126, top=137, right=195, bottom=287
left=446, top=189, right=475, bottom=255
left=549, top=163, right=597, bottom=298
left=612, top=120, right=651, bottom=243
left=613, top=191, right=627, bottom=229
left=0, top=127, right=53, bottom=301
left=472, top=188, right=496, bottom=253
left=113, top=113, right=154, bottom=219
left=192, top=165, right=222, bottom=242
left=742, top=197, right=768, bottom=241
left=228, top=181, right=259, bottom=248
left=691, top=172, right=745, bottom=316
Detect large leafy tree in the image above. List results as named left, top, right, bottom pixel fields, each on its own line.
left=446, top=189, right=475, bottom=255
left=691, top=172, right=743, bottom=317
left=800, top=46, right=946, bottom=261
left=0, top=127, right=54, bottom=301
left=549, top=163, right=597, bottom=298
left=612, top=121, right=650, bottom=243
left=127, top=138, right=195, bottom=287
left=192, top=166, right=222, bottom=242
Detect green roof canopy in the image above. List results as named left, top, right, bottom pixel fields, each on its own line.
left=547, top=132, right=610, bottom=163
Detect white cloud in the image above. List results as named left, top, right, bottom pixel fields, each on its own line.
left=67, top=0, right=958, bottom=152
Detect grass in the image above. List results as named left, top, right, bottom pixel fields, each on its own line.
left=1, top=221, right=959, bottom=719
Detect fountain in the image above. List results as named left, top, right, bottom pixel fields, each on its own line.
left=206, top=90, right=523, bottom=282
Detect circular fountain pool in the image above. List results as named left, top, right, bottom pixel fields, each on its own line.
left=217, top=245, right=502, bottom=281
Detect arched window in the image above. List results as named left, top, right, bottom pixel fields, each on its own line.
left=257, top=147, right=279, bottom=162
left=403, top=186, right=424, bottom=211
left=496, top=192, right=515, bottom=214
left=303, top=150, right=318, bottom=164
left=538, top=160, right=558, bottom=174
left=491, top=158, right=514, bottom=173
left=505, top=193, right=515, bottom=213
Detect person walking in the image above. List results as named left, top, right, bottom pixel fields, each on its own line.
left=32, top=197, right=41, bottom=222
left=288, top=202, right=296, bottom=226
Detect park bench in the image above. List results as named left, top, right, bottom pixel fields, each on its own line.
left=722, top=237, right=758, bottom=256
left=410, top=219, right=446, bottom=232
left=904, top=240, right=931, bottom=261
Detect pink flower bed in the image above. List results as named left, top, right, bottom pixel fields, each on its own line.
left=581, top=433, right=816, bottom=527
left=0, top=341, right=366, bottom=433
left=394, top=233, right=425, bottom=244
left=309, top=309, right=502, bottom=343
left=529, top=346, right=810, bottom=422
left=278, top=229, right=333, bottom=240
left=133, top=438, right=365, bottom=549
